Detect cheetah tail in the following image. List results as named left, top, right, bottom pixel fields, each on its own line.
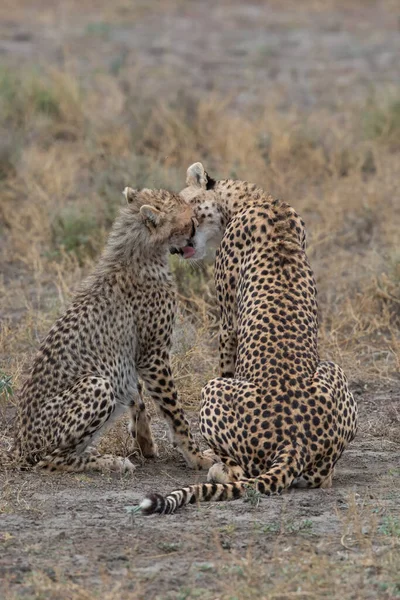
left=140, top=481, right=245, bottom=515
left=140, top=450, right=302, bottom=515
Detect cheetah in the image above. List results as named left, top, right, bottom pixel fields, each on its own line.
left=140, top=162, right=358, bottom=514
left=13, top=187, right=214, bottom=473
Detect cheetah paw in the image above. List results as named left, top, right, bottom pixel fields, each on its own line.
left=202, top=448, right=220, bottom=463
left=180, top=447, right=218, bottom=470
left=195, top=450, right=219, bottom=470
left=207, top=462, right=230, bottom=484
left=133, top=439, right=159, bottom=459
left=102, top=454, right=135, bottom=474
left=118, top=457, right=136, bottom=473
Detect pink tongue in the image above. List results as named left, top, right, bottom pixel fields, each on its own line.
left=182, top=246, right=196, bottom=259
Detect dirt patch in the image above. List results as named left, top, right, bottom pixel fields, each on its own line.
left=1, top=385, right=399, bottom=599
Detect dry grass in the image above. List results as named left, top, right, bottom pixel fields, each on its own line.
left=0, top=66, right=399, bottom=397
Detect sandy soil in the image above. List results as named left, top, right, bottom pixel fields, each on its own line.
left=1, top=382, right=399, bottom=598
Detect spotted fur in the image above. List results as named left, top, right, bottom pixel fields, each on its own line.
left=140, top=164, right=358, bottom=514
left=14, top=188, right=214, bottom=473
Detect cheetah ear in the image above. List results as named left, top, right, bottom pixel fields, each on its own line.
left=122, top=187, right=138, bottom=204
left=186, top=162, right=208, bottom=189
left=140, top=204, right=163, bottom=226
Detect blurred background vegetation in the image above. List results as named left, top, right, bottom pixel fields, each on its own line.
left=0, top=0, right=399, bottom=402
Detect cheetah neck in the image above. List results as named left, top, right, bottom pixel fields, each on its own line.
left=214, top=180, right=304, bottom=249
left=214, top=180, right=273, bottom=223
left=93, top=249, right=171, bottom=286
left=79, top=221, right=173, bottom=294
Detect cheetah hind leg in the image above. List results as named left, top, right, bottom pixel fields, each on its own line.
left=207, top=456, right=245, bottom=483
left=292, top=465, right=335, bottom=489
left=36, top=375, right=134, bottom=473
left=128, top=387, right=158, bottom=459
left=37, top=448, right=135, bottom=473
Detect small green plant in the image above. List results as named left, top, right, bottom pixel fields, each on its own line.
left=377, top=581, right=400, bottom=597
left=220, top=524, right=236, bottom=534
left=379, top=516, right=400, bottom=538
left=262, top=522, right=280, bottom=534
left=165, top=588, right=192, bottom=600
left=243, top=484, right=262, bottom=508
left=194, top=562, right=215, bottom=573
left=157, top=541, right=182, bottom=553
left=0, top=373, right=13, bottom=402
left=223, top=564, right=246, bottom=579
left=299, top=519, right=313, bottom=532
left=285, top=519, right=314, bottom=534
left=124, top=504, right=142, bottom=525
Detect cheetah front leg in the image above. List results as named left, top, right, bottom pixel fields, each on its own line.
left=139, top=354, right=214, bottom=470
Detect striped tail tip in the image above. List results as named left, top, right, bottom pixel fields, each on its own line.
left=140, top=493, right=167, bottom=515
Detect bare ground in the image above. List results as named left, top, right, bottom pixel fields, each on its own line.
left=1, top=383, right=400, bottom=599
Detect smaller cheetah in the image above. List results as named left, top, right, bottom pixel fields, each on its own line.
left=140, top=163, right=358, bottom=514
left=14, top=187, right=213, bottom=473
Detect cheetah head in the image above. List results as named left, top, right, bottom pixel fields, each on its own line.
left=179, top=162, right=225, bottom=260
left=122, top=187, right=197, bottom=259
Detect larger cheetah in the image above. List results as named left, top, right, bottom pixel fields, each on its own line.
left=14, top=187, right=213, bottom=473
left=140, top=163, right=358, bottom=514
